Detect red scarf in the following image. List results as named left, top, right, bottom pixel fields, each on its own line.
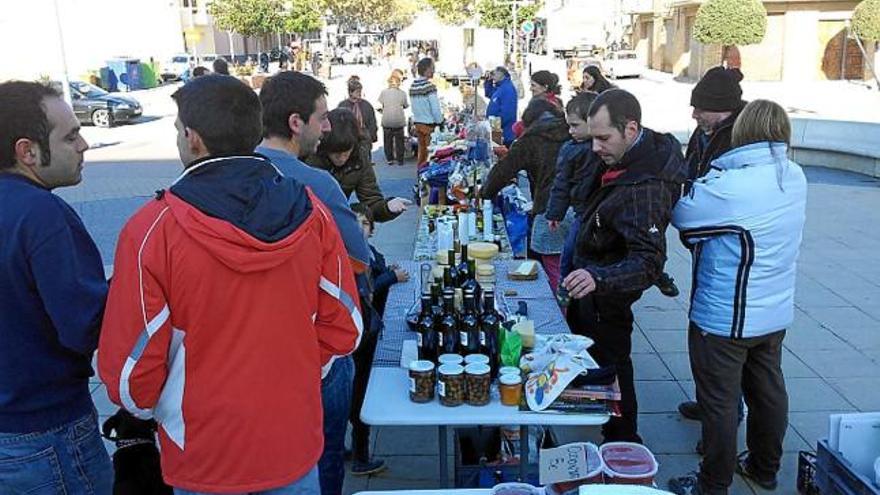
left=601, top=168, right=626, bottom=186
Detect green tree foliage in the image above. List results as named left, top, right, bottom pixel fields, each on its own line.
left=852, top=0, right=880, bottom=41
left=426, top=0, right=474, bottom=24
left=477, top=0, right=541, bottom=30
left=209, top=0, right=285, bottom=37
left=324, top=0, right=416, bottom=28
left=282, top=1, right=323, bottom=33
left=693, top=0, right=767, bottom=45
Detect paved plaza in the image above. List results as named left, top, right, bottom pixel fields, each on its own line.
left=62, top=66, right=880, bottom=494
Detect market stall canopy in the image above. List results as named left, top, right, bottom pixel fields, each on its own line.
left=397, top=12, right=441, bottom=41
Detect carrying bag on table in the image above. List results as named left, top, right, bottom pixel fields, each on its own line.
left=499, top=185, right=530, bottom=258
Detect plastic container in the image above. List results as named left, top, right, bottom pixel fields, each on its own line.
left=545, top=442, right=604, bottom=494
left=438, top=364, right=466, bottom=407
left=464, top=362, right=491, bottom=406
left=499, top=373, right=523, bottom=406
left=491, top=482, right=541, bottom=495
left=600, top=442, right=659, bottom=485
left=464, top=353, right=490, bottom=366
left=816, top=438, right=880, bottom=495
left=408, top=360, right=435, bottom=403
left=438, top=354, right=464, bottom=366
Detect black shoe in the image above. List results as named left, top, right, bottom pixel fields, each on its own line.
left=736, top=451, right=778, bottom=490
left=679, top=400, right=702, bottom=421
left=657, top=272, right=680, bottom=297
left=669, top=472, right=704, bottom=495
left=351, top=458, right=387, bottom=477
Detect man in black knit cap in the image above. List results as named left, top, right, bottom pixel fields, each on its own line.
left=678, top=66, right=747, bottom=423
left=683, top=66, right=747, bottom=180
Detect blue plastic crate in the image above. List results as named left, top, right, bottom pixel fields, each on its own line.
left=816, top=439, right=880, bottom=495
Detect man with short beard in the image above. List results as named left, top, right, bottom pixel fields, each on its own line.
left=0, top=80, right=112, bottom=494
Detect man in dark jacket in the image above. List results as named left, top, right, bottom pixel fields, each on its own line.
left=677, top=66, right=747, bottom=423
left=0, top=81, right=113, bottom=493
left=485, top=66, right=518, bottom=146
left=562, top=89, right=686, bottom=443
left=338, top=77, right=379, bottom=167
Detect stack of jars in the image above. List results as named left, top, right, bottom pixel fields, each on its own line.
left=408, top=356, right=524, bottom=408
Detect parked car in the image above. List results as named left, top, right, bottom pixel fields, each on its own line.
left=54, top=81, right=143, bottom=128
left=162, top=53, right=195, bottom=81
left=603, top=50, right=643, bottom=79
left=200, top=53, right=221, bottom=65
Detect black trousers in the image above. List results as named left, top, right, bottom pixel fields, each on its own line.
left=566, top=292, right=642, bottom=443
left=350, top=324, right=380, bottom=463
left=383, top=127, right=405, bottom=163
left=690, top=323, right=788, bottom=495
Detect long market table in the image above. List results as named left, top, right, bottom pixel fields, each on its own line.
left=362, top=260, right=609, bottom=487
left=412, top=206, right=516, bottom=262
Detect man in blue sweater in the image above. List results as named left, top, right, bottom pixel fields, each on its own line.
left=0, top=81, right=112, bottom=492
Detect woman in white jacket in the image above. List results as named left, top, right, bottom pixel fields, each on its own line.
left=668, top=100, right=807, bottom=495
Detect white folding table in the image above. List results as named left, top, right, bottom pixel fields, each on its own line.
left=361, top=261, right=609, bottom=487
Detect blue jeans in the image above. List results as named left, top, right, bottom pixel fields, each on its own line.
left=173, top=466, right=319, bottom=495
left=318, top=356, right=354, bottom=495
left=0, top=410, right=112, bottom=495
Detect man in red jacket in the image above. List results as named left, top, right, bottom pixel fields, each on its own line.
left=98, top=75, right=361, bottom=494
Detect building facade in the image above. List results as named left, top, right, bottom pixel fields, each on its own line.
left=629, top=0, right=878, bottom=82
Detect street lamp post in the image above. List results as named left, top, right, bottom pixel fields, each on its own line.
left=52, top=0, right=72, bottom=105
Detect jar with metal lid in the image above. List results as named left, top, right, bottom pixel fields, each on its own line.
left=464, top=353, right=490, bottom=366
left=499, top=373, right=523, bottom=406
left=465, top=363, right=491, bottom=406
left=438, top=364, right=466, bottom=407
left=499, top=366, right=521, bottom=378
left=409, top=360, right=436, bottom=403
left=438, top=354, right=464, bottom=366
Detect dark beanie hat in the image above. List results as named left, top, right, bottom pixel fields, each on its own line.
left=691, top=66, right=745, bottom=111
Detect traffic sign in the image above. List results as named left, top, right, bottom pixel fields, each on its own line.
left=520, top=20, right=535, bottom=35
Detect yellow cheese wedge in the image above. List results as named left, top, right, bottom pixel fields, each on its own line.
left=513, top=320, right=536, bottom=348
left=468, top=242, right=500, bottom=260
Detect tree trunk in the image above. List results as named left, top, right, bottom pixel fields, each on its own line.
left=722, top=45, right=741, bottom=69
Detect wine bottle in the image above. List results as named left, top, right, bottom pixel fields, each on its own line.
left=457, top=244, right=470, bottom=287
left=417, top=294, right=438, bottom=363
left=439, top=290, right=459, bottom=355
left=460, top=289, right=481, bottom=356
left=480, top=289, right=501, bottom=378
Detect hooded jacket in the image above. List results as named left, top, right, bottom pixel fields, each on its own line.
left=485, top=76, right=518, bottom=145
left=98, top=155, right=361, bottom=493
left=685, top=106, right=743, bottom=180
left=673, top=142, right=807, bottom=339
left=305, top=153, right=401, bottom=223
left=482, top=113, right=570, bottom=216
left=545, top=139, right=600, bottom=221
left=572, top=128, right=687, bottom=295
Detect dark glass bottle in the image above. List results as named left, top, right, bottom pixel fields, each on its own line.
left=462, top=257, right=481, bottom=302
left=460, top=290, right=481, bottom=355
left=417, top=294, right=438, bottom=363
left=480, top=289, right=501, bottom=378
left=443, top=265, right=455, bottom=291
left=439, top=290, right=459, bottom=355
left=457, top=244, right=470, bottom=287
left=447, top=249, right=459, bottom=288
left=431, top=281, right=444, bottom=321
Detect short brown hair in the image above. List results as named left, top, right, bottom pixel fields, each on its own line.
left=731, top=99, right=791, bottom=147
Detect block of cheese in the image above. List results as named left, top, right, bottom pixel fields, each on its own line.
left=508, top=260, right=539, bottom=280
left=468, top=242, right=500, bottom=260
